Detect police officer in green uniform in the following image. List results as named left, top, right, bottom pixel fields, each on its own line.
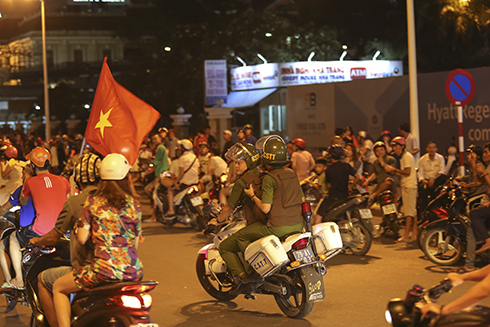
left=208, top=142, right=266, bottom=225
left=219, top=136, right=304, bottom=294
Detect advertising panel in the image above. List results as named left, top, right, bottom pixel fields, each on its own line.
left=230, top=60, right=403, bottom=91
left=205, top=60, right=228, bottom=106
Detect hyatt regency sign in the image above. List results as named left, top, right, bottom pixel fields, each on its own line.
left=230, top=60, right=403, bottom=91
left=70, top=0, right=128, bottom=4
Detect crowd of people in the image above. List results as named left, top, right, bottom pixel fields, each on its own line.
left=2, top=119, right=490, bottom=322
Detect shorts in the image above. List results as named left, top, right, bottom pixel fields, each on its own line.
left=15, top=225, right=40, bottom=248
left=40, top=266, right=73, bottom=292
left=401, top=187, right=417, bottom=217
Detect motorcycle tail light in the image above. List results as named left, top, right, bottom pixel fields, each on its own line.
left=301, top=202, right=311, bottom=214
left=292, top=238, right=309, bottom=250
left=381, top=196, right=391, bottom=204
left=141, top=293, right=152, bottom=308
left=120, top=295, right=142, bottom=309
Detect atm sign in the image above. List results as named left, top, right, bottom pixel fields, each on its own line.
left=350, top=68, right=367, bottom=79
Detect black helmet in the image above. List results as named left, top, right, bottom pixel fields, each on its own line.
left=328, top=145, right=344, bottom=160
left=373, top=141, right=386, bottom=151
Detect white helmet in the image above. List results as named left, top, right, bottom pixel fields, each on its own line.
left=178, top=139, right=193, bottom=151
left=100, top=153, right=130, bottom=180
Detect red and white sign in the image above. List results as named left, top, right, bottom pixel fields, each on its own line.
left=230, top=60, right=403, bottom=91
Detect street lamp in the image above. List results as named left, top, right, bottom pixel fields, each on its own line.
left=40, top=0, right=51, bottom=142
left=307, top=51, right=315, bottom=62
left=257, top=53, right=267, bottom=64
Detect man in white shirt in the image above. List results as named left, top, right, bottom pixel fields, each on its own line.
left=176, top=139, right=200, bottom=189
left=385, top=137, right=417, bottom=242
left=399, top=123, right=420, bottom=163
left=418, top=141, right=447, bottom=208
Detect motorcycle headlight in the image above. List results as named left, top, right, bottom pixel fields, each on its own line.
left=387, top=299, right=408, bottom=327
left=220, top=175, right=228, bottom=183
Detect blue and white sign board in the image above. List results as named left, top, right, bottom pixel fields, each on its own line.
left=205, top=60, right=228, bottom=106
left=445, top=69, right=475, bottom=106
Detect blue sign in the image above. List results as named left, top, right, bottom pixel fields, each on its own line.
left=445, top=69, right=475, bottom=106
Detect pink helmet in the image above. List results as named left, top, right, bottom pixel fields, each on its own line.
left=391, top=136, right=406, bottom=146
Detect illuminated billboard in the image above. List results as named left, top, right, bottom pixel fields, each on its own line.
left=69, top=0, right=129, bottom=5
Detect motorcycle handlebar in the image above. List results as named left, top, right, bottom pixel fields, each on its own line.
left=428, top=279, right=453, bottom=300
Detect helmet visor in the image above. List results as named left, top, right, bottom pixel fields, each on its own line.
left=225, top=143, right=253, bottom=162
left=255, top=135, right=285, bottom=154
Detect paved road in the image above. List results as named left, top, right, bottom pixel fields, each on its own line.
left=2, top=195, right=490, bottom=327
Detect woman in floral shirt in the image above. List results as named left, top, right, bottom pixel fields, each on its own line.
left=53, top=154, right=143, bottom=327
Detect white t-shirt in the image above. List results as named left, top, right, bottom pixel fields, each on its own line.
left=361, top=140, right=376, bottom=164
left=405, top=133, right=420, bottom=162
left=169, top=158, right=180, bottom=177
left=178, top=151, right=200, bottom=185
left=209, top=156, right=228, bottom=177
left=198, top=153, right=210, bottom=175
left=400, top=151, right=417, bottom=188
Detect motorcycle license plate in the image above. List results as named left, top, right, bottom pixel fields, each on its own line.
left=293, top=248, right=315, bottom=263
left=359, top=208, right=373, bottom=219
left=129, top=324, right=159, bottom=327
left=382, top=203, right=397, bottom=215
left=190, top=196, right=204, bottom=207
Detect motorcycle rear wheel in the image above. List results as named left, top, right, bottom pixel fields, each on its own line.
left=422, top=228, right=463, bottom=266
left=195, top=254, right=237, bottom=301
left=348, top=222, right=372, bottom=256
left=274, top=276, right=314, bottom=319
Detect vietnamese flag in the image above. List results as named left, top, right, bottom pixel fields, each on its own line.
left=85, top=58, right=161, bottom=165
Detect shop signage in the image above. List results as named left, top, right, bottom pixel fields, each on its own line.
left=205, top=60, right=228, bottom=106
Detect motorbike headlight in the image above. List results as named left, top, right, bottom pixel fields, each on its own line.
left=387, top=299, right=408, bottom=327
left=220, top=175, right=228, bottom=183
left=385, top=309, right=393, bottom=325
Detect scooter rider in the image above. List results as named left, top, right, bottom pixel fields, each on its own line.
left=362, top=141, right=398, bottom=204
left=420, top=264, right=490, bottom=317
left=208, top=142, right=266, bottom=226
left=313, top=145, right=359, bottom=225
left=220, top=136, right=304, bottom=294
left=28, top=153, right=101, bottom=327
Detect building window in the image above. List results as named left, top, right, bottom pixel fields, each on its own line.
left=46, top=50, right=54, bottom=67
left=74, top=49, right=83, bottom=63
left=103, top=49, right=112, bottom=64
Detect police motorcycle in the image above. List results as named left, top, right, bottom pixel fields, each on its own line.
left=196, top=201, right=342, bottom=318
left=386, top=278, right=490, bottom=327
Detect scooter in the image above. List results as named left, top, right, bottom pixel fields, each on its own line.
left=321, top=193, right=374, bottom=256
left=196, top=203, right=342, bottom=319
left=386, top=278, right=490, bottom=326
left=0, top=241, right=159, bottom=327
left=375, top=190, right=401, bottom=238
left=154, top=181, right=206, bottom=230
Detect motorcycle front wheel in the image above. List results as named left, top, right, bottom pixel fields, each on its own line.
left=422, top=228, right=463, bottom=266
left=195, top=254, right=237, bottom=301
left=348, top=222, right=372, bottom=256
left=274, top=275, right=314, bottom=319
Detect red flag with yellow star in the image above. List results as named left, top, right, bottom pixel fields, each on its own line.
left=85, top=58, right=161, bottom=165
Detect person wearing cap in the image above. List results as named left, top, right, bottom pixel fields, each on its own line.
left=28, top=153, right=101, bottom=327
left=418, top=141, right=447, bottom=209
left=222, top=130, right=233, bottom=159
left=52, top=153, right=143, bottom=327
left=193, top=128, right=208, bottom=155
left=384, top=137, right=417, bottom=242
left=9, top=147, right=71, bottom=290
left=243, top=124, right=257, bottom=145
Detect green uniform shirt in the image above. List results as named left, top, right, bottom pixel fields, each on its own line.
left=227, top=168, right=261, bottom=208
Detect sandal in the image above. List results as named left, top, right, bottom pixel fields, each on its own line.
left=1, top=281, right=12, bottom=289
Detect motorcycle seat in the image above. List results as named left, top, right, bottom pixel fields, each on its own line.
left=279, top=231, right=302, bottom=242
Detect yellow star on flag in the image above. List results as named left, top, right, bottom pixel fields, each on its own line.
left=95, top=107, right=113, bottom=138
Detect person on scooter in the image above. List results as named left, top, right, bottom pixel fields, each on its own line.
left=0, top=146, right=22, bottom=205
left=7, top=147, right=71, bottom=290
left=313, top=145, right=359, bottom=225
left=0, top=162, right=35, bottom=289
left=221, top=136, right=304, bottom=295
left=28, top=153, right=101, bottom=327
left=467, top=143, right=490, bottom=254
left=164, top=140, right=200, bottom=217
left=208, top=142, right=266, bottom=226
left=53, top=153, right=143, bottom=327
left=420, top=264, right=490, bottom=317
left=290, top=138, right=315, bottom=183
left=362, top=141, right=398, bottom=205
left=384, top=137, right=417, bottom=242
left=418, top=141, right=447, bottom=209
